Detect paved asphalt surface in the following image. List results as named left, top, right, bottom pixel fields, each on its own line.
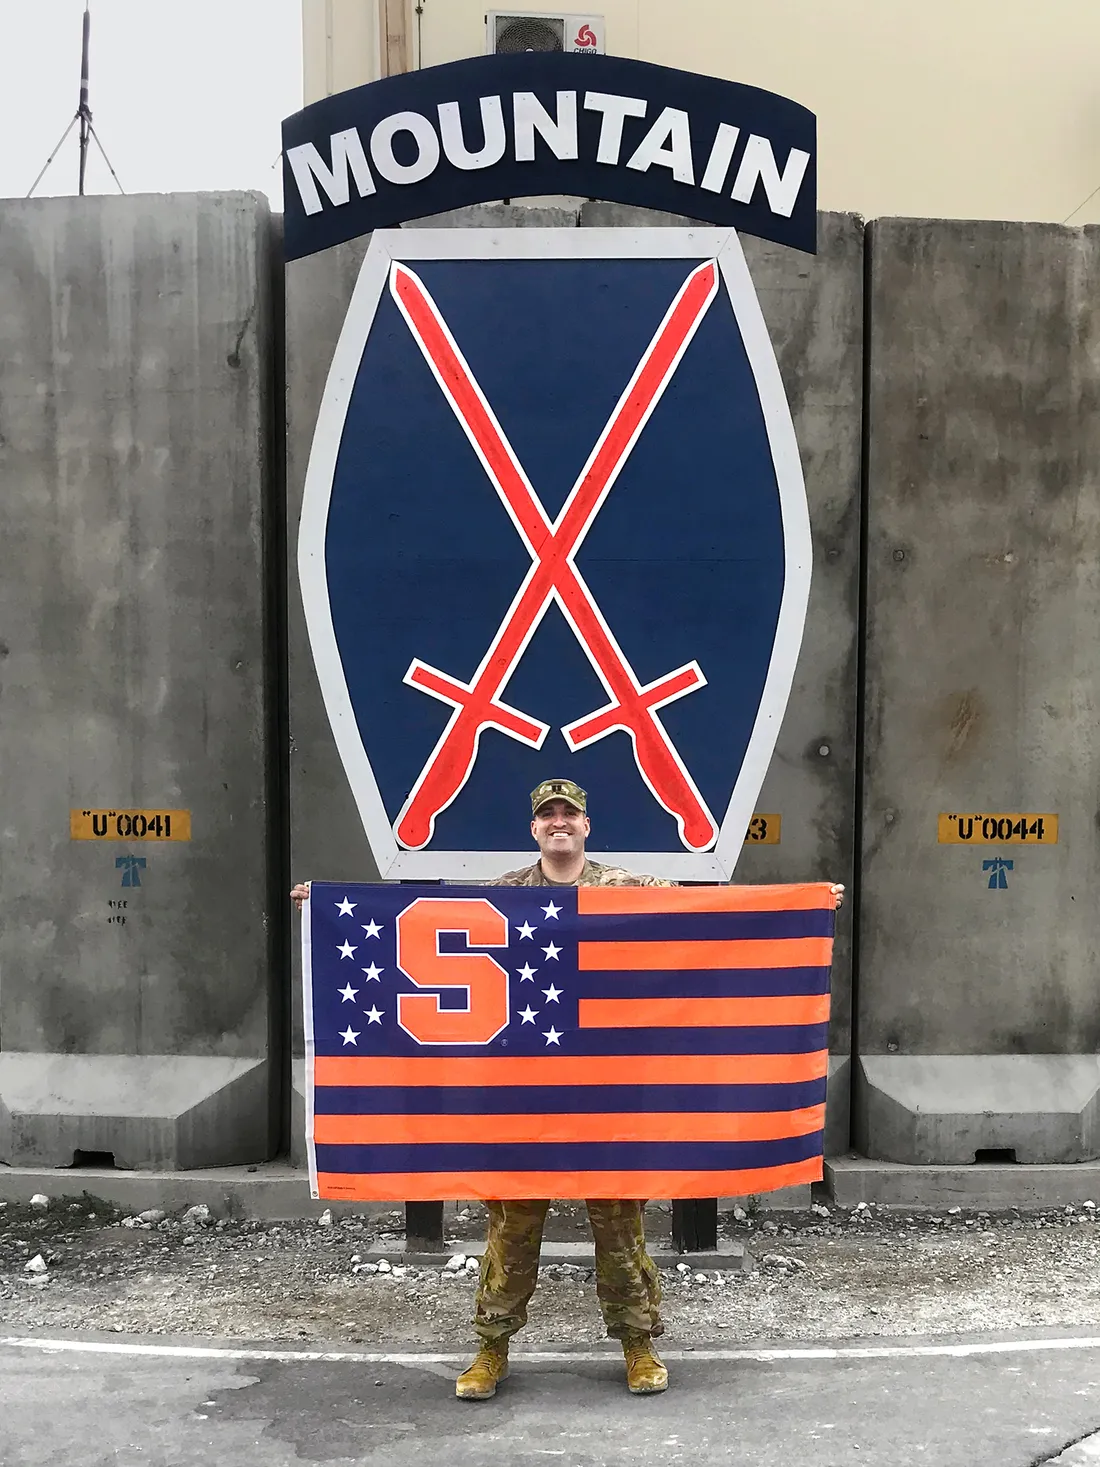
left=3, top=1331, right=1100, bottom=1466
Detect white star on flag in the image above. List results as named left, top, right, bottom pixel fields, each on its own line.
left=335, top=897, right=357, bottom=916
left=541, top=901, right=561, bottom=919
left=361, top=964, right=384, bottom=981
left=337, top=983, right=358, bottom=1003
left=365, top=1006, right=384, bottom=1024
left=542, top=984, right=562, bottom=1004
left=339, top=1025, right=360, bottom=1046
left=542, top=1026, right=563, bottom=1046
left=515, top=921, right=536, bottom=940
left=517, top=1006, right=539, bottom=1024
left=362, top=920, right=383, bottom=938
left=516, top=963, right=538, bottom=982
left=337, top=941, right=357, bottom=960
left=542, top=942, right=561, bottom=960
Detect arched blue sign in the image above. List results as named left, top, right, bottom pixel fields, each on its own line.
left=282, top=54, right=816, bottom=260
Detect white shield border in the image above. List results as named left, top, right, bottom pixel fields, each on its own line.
left=298, top=228, right=811, bottom=882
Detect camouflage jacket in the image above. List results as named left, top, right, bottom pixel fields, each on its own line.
left=491, top=858, right=673, bottom=888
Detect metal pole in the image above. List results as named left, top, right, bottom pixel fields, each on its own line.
left=87, top=124, right=125, bottom=195
left=78, top=3, right=91, bottom=195
left=672, top=1198, right=718, bottom=1252
left=405, top=1201, right=445, bottom=1251
left=27, top=1, right=121, bottom=198
left=27, top=117, right=78, bottom=198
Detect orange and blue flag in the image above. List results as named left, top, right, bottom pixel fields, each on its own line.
left=303, top=881, right=836, bottom=1201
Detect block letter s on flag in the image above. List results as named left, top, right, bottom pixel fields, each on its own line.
left=395, top=898, right=511, bottom=1045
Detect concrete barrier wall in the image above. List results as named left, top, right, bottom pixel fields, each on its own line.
left=858, top=219, right=1100, bottom=1163
left=734, top=214, right=863, bottom=1155
left=0, top=194, right=276, bottom=1169
left=11, top=197, right=1099, bottom=1179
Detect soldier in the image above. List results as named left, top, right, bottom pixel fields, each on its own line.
left=290, top=780, right=844, bottom=1403
left=455, top=777, right=672, bottom=1402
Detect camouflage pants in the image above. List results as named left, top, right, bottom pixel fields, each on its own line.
left=473, top=1200, right=663, bottom=1343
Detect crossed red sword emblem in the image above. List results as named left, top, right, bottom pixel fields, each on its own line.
left=389, top=258, right=722, bottom=853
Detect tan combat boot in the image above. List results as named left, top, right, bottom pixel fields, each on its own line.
left=622, top=1331, right=669, bottom=1394
left=455, top=1342, right=510, bottom=1400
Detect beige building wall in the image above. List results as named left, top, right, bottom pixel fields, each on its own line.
left=301, top=0, right=1100, bottom=227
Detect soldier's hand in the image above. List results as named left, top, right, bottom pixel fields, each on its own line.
left=830, top=883, right=845, bottom=910
left=290, top=882, right=311, bottom=912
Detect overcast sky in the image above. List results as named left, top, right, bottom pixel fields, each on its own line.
left=0, top=1, right=302, bottom=206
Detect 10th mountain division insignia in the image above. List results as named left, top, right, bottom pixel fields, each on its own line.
left=299, top=228, right=811, bottom=881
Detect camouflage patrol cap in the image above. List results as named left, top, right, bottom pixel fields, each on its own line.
left=530, top=778, right=587, bottom=815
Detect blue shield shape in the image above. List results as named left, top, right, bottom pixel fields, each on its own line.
left=299, top=229, right=810, bottom=881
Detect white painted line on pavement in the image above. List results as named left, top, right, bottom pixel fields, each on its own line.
left=3, top=1334, right=1100, bottom=1367
left=1049, top=1430, right=1100, bottom=1465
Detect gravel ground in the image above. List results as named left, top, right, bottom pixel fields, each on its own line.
left=2, top=1194, right=1098, bottom=1346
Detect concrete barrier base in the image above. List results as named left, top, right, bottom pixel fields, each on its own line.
left=719, top=1186, right=813, bottom=1210
left=826, top=1054, right=851, bottom=1157
left=0, top=1161, right=373, bottom=1219
left=290, top=1057, right=308, bottom=1169
left=0, top=1054, right=270, bottom=1169
left=826, top=1155, right=1100, bottom=1209
left=855, top=1055, right=1100, bottom=1164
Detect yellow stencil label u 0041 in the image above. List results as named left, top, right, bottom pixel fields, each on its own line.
left=70, top=809, right=191, bottom=841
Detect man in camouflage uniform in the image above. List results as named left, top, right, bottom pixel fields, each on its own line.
left=456, top=779, right=672, bottom=1402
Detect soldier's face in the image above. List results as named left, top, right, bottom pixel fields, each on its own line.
left=531, top=800, right=590, bottom=856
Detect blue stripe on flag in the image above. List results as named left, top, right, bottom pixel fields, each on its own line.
left=579, top=910, right=835, bottom=942
left=311, top=1022, right=829, bottom=1060
left=314, top=1133, right=822, bottom=1175
left=543, top=1023, right=829, bottom=1055
left=576, top=966, right=830, bottom=999
left=312, top=1077, right=828, bottom=1116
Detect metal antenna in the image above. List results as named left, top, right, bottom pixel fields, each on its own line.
left=78, top=0, right=91, bottom=194
left=27, top=3, right=125, bottom=198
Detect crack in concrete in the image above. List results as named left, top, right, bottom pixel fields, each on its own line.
left=226, top=305, right=257, bottom=369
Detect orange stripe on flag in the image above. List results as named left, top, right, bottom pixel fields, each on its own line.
left=313, top=1105, right=825, bottom=1147
left=578, top=994, right=831, bottom=1029
left=579, top=937, right=833, bottom=971
left=313, top=1051, right=829, bottom=1088
left=314, top=1157, right=824, bottom=1202
left=577, top=883, right=838, bottom=915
